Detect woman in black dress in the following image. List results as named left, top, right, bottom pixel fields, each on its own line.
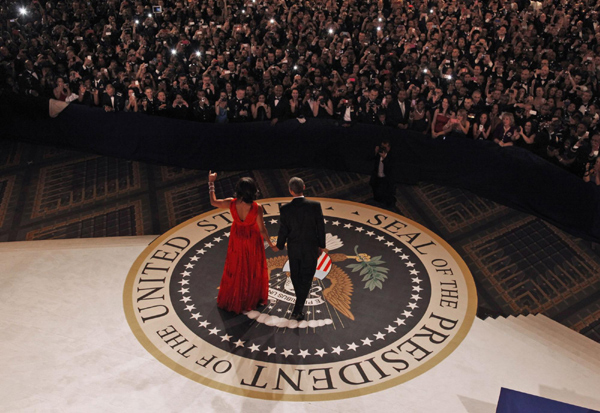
left=409, top=99, right=431, bottom=134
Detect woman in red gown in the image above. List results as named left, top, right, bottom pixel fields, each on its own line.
left=208, top=172, right=277, bottom=314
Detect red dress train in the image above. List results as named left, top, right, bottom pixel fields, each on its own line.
left=217, top=200, right=270, bottom=313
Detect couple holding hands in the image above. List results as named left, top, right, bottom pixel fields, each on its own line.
left=209, top=173, right=325, bottom=321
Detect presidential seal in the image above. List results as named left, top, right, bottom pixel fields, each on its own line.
left=123, top=198, right=477, bottom=401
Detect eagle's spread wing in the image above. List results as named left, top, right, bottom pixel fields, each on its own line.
left=323, top=266, right=354, bottom=321
left=267, top=255, right=289, bottom=273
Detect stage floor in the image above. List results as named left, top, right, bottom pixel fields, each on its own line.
left=1, top=236, right=599, bottom=412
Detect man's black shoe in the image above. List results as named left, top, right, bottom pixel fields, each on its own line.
left=291, top=312, right=305, bottom=321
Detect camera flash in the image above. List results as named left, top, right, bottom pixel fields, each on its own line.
left=328, top=28, right=334, bottom=34
left=294, top=65, right=298, bottom=70
left=196, top=51, right=201, bottom=57
left=430, top=9, right=433, bottom=13
left=242, top=9, right=245, bottom=13
left=171, top=49, right=177, bottom=54
left=423, top=68, right=428, bottom=73
left=270, top=18, right=274, bottom=24
left=148, top=13, right=152, bottom=17
left=378, top=17, right=382, bottom=22
left=377, top=26, right=381, bottom=31
left=19, top=7, right=28, bottom=15
left=135, top=20, right=139, bottom=24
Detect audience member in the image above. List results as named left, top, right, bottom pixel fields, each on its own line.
left=1, top=0, right=599, bottom=183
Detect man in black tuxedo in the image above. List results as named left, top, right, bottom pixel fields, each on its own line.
left=269, top=85, right=290, bottom=125
left=276, top=177, right=326, bottom=321
left=370, top=139, right=396, bottom=207
left=100, top=84, right=125, bottom=112
left=386, top=89, right=411, bottom=129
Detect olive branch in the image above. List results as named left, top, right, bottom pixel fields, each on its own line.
left=345, top=245, right=389, bottom=291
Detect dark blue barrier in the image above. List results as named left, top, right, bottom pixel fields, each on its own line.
left=2, top=93, right=600, bottom=242
left=496, top=388, right=599, bottom=413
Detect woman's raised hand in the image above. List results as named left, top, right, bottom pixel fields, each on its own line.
left=208, top=170, right=217, bottom=182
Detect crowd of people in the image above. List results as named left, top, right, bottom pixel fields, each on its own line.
left=1, top=0, right=599, bottom=184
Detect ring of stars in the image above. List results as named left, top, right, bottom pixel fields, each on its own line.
left=174, top=218, right=426, bottom=360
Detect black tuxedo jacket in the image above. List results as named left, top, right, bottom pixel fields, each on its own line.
left=277, top=197, right=326, bottom=261
left=269, top=95, right=290, bottom=121
left=387, top=99, right=411, bottom=127
left=370, top=151, right=396, bottom=184
left=100, top=93, right=125, bottom=112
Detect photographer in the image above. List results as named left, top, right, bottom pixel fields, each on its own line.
left=358, top=87, right=381, bottom=124
left=311, top=91, right=334, bottom=119
left=170, top=93, right=189, bottom=120
left=125, top=89, right=139, bottom=113
left=192, top=90, right=214, bottom=123
left=336, top=96, right=357, bottom=126
left=215, top=91, right=229, bottom=124
left=370, top=139, right=396, bottom=208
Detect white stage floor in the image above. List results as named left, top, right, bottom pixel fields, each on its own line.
left=1, top=237, right=599, bottom=412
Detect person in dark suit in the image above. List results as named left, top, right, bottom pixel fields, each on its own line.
left=269, top=84, right=290, bottom=125
left=227, top=86, right=251, bottom=122
left=17, top=60, right=42, bottom=97
left=100, top=84, right=125, bottom=112
left=276, top=177, right=326, bottom=321
left=386, top=89, right=411, bottom=129
left=370, top=139, right=397, bottom=207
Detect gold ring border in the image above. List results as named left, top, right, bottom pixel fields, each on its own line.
left=123, top=197, right=478, bottom=402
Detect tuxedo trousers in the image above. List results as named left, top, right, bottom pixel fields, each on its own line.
left=287, top=252, right=318, bottom=314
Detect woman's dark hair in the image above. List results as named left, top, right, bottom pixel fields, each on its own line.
left=235, top=177, right=259, bottom=203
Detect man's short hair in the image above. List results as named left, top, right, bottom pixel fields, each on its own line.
left=288, top=177, right=304, bottom=194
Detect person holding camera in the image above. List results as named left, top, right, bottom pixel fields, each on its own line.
left=169, top=93, right=189, bottom=119
left=370, top=139, right=397, bottom=208
left=443, top=109, right=471, bottom=139
left=311, top=91, right=334, bottom=118
left=192, top=90, right=214, bottom=122
left=76, top=82, right=95, bottom=107
left=336, top=95, right=357, bottom=126
left=125, top=88, right=139, bottom=112
left=358, top=87, right=381, bottom=124
left=473, top=112, right=492, bottom=140
left=215, top=91, right=229, bottom=124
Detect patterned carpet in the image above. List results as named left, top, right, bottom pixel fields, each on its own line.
left=1, top=137, right=599, bottom=343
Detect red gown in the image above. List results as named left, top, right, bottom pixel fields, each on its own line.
left=217, top=200, right=270, bottom=313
